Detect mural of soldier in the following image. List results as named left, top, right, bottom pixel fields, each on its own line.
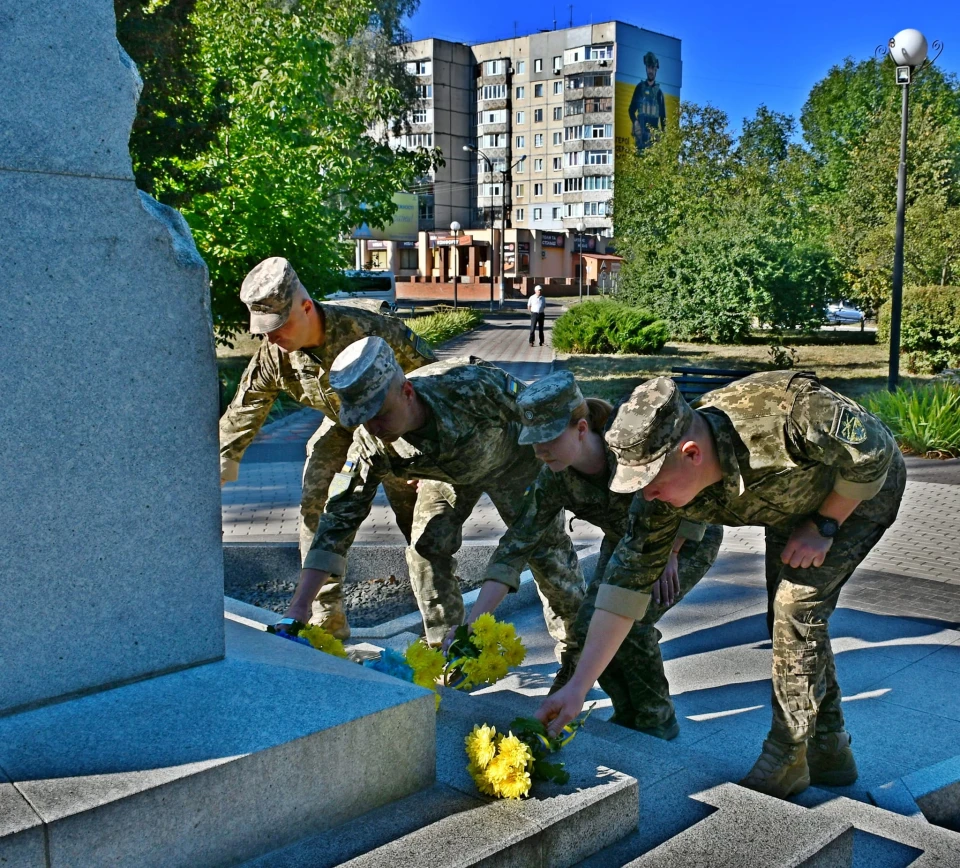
left=628, top=51, right=667, bottom=152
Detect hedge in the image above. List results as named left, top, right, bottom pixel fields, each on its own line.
left=552, top=300, right=670, bottom=354
left=877, top=286, right=960, bottom=374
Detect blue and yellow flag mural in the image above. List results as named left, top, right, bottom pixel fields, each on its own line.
left=614, top=29, right=681, bottom=154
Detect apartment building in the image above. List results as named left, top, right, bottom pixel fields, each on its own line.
left=378, top=21, right=681, bottom=282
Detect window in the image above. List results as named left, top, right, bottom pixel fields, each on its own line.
left=516, top=208, right=524, bottom=221
left=516, top=111, right=525, bottom=124
left=515, top=158, right=526, bottom=173
left=480, top=183, right=502, bottom=197
left=482, top=133, right=507, bottom=147
left=585, top=96, right=612, bottom=112
left=552, top=157, right=562, bottom=170
left=534, top=83, right=544, bottom=98
left=586, top=123, right=613, bottom=138
left=586, top=149, right=612, bottom=165
left=566, top=48, right=581, bottom=63
left=567, top=76, right=583, bottom=90
left=515, top=86, right=525, bottom=99
left=419, top=195, right=434, bottom=220
left=534, top=58, right=543, bottom=72
left=587, top=73, right=611, bottom=86
left=400, top=248, right=418, bottom=270
left=478, top=109, right=506, bottom=125
left=515, top=183, right=525, bottom=196
left=565, top=202, right=583, bottom=217
left=565, top=150, right=582, bottom=166
left=412, top=108, right=428, bottom=124
left=565, top=125, right=583, bottom=141
left=533, top=207, right=542, bottom=220
left=553, top=106, right=563, bottom=120
left=585, top=175, right=613, bottom=190
left=552, top=181, right=562, bottom=195
left=406, top=60, right=431, bottom=75
left=533, top=183, right=543, bottom=196
left=516, top=60, right=526, bottom=74
left=534, top=158, right=544, bottom=171
left=551, top=206, right=562, bottom=220
left=534, top=133, right=543, bottom=147
left=484, top=59, right=503, bottom=75
left=584, top=200, right=609, bottom=216
left=478, top=84, right=507, bottom=100
left=553, top=80, right=563, bottom=94
left=515, top=135, right=525, bottom=148
left=552, top=131, right=562, bottom=145
left=588, top=44, right=614, bottom=60
left=405, top=133, right=433, bottom=147
left=564, top=177, right=583, bottom=192
left=415, top=84, right=433, bottom=99
left=552, top=55, right=562, bottom=70
left=534, top=108, right=543, bottom=123
left=565, top=100, right=583, bottom=116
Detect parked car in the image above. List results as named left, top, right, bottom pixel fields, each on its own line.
left=325, top=270, right=397, bottom=310
left=825, top=302, right=865, bottom=325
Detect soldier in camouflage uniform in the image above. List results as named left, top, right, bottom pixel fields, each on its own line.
left=458, top=371, right=722, bottom=735
left=628, top=51, right=667, bottom=152
left=536, top=372, right=905, bottom=799
left=279, top=337, right=586, bottom=651
left=219, top=258, right=434, bottom=638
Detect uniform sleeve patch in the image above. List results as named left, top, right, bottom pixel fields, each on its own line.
left=832, top=406, right=868, bottom=445
left=505, top=374, right=522, bottom=397
left=405, top=326, right=434, bottom=360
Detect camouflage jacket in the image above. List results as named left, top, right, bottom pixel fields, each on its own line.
left=597, top=371, right=904, bottom=620
left=485, top=448, right=706, bottom=591
left=219, top=303, right=434, bottom=481
left=303, top=359, right=533, bottom=575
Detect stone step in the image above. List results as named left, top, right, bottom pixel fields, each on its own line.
left=243, top=677, right=638, bottom=867
left=0, top=615, right=435, bottom=868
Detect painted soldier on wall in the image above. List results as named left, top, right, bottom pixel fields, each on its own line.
left=628, top=51, right=667, bottom=152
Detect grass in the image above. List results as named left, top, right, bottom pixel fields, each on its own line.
left=403, top=306, right=485, bottom=347
left=558, top=340, right=934, bottom=404
left=862, top=383, right=960, bottom=458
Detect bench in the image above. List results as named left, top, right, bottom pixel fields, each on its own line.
left=670, top=366, right=758, bottom=403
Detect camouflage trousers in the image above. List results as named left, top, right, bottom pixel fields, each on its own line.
left=764, top=465, right=906, bottom=745
left=300, top=417, right=417, bottom=614
left=574, top=524, right=724, bottom=731
left=408, top=468, right=586, bottom=648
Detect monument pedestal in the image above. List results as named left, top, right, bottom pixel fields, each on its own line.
left=0, top=618, right=435, bottom=867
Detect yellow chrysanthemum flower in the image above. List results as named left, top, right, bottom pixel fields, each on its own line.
left=483, top=752, right=515, bottom=784
left=405, top=641, right=445, bottom=689
left=467, top=762, right=497, bottom=796
left=470, top=612, right=499, bottom=648
left=298, top=625, right=348, bottom=658
left=496, top=733, right=533, bottom=769
left=493, top=766, right=531, bottom=800
left=464, top=724, right=498, bottom=769
left=502, top=636, right=526, bottom=667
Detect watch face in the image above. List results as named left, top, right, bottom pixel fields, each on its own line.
left=815, top=515, right=839, bottom=537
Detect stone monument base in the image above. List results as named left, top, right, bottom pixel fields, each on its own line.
left=0, top=617, right=435, bottom=867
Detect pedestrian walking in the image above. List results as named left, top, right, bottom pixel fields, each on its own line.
left=527, top=284, right=546, bottom=347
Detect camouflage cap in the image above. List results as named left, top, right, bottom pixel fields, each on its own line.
left=605, top=377, right=692, bottom=493
left=517, top=371, right=585, bottom=445
left=643, top=51, right=659, bottom=68
left=240, top=257, right=302, bottom=334
left=329, top=336, right=403, bottom=427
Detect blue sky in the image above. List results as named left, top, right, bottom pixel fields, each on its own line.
left=406, top=1, right=959, bottom=139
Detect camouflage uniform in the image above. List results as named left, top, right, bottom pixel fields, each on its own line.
left=305, top=354, right=586, bottom=647
left=219, top=302, right=434, bottom=612
left=602, top=371, right=905, bottom=745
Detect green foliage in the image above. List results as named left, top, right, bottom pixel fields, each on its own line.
left=403, top=308, right=484, bottom=347
left=862, top=383, right=960, bottom=458
left=551, top=301, right=669, bottom=354
left=877, top=286, right=960, bottom=373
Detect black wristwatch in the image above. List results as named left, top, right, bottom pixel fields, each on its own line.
left=809, top=512, right=840, bottom=538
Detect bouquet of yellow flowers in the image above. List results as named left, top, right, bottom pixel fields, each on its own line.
left=443, top=613, right=526, bottom=690
left=464, top=708, right=593, bottom=800
left=364, top=642, right=446, bottom=709
left=267, top=619, right=347, bottom=658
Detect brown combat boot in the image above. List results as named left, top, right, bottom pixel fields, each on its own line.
left=739, top=738, right=810, bottom=799
left=548, top=656, right=577, bottom=695
left=807, top=730, right=858, bottom=787
left=311, top=600, right=351, bottom=640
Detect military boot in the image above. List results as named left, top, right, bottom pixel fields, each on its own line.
left=807, top=730, right=858, bottom=787
left=548, top=656, right=577, bottom=695
left=311, top=599, right=351, bottom=640
left=609, top=710, right=680, bottom=741
left=739, top=738, right=810, bottom=799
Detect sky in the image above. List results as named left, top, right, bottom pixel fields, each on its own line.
left=406, top=0, right=959, bottom=138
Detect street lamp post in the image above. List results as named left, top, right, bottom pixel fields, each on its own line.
left=464, top=144, right=525, bottom=311
left=576, top=220, right=586, bottom=302
left=883, top=29, right=943, bottom=391
left=450, top=220, right=461, bottom=309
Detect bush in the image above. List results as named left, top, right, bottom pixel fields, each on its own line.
left=551, top=301, right=670, bottom=354
left=862, top=382, right=960, bottom=458
left=877, top=286, right=960, bottom=373
left=404, top=307, right=484, bottom=348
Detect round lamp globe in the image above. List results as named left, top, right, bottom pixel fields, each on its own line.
left=889, top=29, right=928, bottom=67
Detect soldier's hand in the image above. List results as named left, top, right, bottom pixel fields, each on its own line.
left=441, top=623, right=463, bottom=655
left=781, top=521, right=833, bottom=569
left=653, top=553, right=680, bottom=606
left=536, top=682, right=588, bottom=738
left=406, top=478, right=423, bottom=493
left=282, top=601, right=313, bottom=624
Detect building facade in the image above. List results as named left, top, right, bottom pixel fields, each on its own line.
left=364, top=21, right=681, bottom=287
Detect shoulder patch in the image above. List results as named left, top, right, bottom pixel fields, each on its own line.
left=405, top=326, right=434, bottom=360
left=832, top=406, right=868, bottom=445
left=505, top=374, right=522, bottom=397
